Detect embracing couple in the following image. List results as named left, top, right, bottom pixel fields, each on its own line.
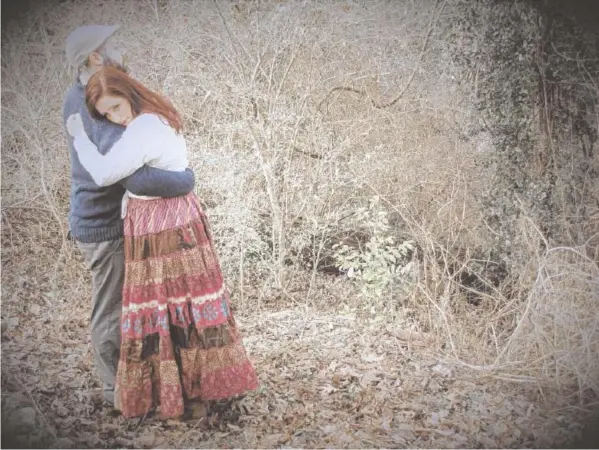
left=63, top=25, right=258, bottom=419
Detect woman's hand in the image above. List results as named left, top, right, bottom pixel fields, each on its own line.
left=66, top=113, right=85, bottom=137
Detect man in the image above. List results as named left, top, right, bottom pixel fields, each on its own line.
left=63, top=25, right=195, bottom=406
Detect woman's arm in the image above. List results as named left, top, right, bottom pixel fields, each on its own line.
left=67, top=113, right=168, bottom=187
left=64, top=100, right=194, bottom=196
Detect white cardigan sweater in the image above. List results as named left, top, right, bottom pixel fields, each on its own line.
left=72, top=113, right=189, bottom=216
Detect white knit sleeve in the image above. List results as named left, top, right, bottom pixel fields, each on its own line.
left=73, top=114, right=168, bottom=187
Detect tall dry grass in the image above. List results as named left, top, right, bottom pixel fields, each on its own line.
left=2, top=0, right=598, bottom=409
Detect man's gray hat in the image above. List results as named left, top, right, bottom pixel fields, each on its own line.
left=65, top=25, right=120, bottom=68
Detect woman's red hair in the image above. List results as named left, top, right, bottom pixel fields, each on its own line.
left=86, top=67, right=183, bottom=133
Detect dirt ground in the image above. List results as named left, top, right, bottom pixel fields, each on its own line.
left=1, top=258, right=597, bottom=448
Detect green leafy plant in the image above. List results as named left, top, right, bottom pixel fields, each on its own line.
left=333, top=197, right=415, bottom=298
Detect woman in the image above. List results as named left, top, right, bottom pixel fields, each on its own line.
left=66, top=67, right=258, bottom=419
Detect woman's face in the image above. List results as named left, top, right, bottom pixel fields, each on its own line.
left=96, top=94, right=133, bottom=127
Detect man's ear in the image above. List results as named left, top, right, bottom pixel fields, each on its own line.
left=88, top=51, right=104, bottom=68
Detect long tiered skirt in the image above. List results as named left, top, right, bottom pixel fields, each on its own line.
left=114, top=192, right=258, bottom=418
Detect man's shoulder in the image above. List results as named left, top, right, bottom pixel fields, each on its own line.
left=63, top=82, right=84, bottom=118
left=62, top=82, right=124, bottom=142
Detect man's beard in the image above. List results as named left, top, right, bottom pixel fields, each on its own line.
left=103, top=56, right=128, bottom=73
left=100, top=50, right=129, bottom=73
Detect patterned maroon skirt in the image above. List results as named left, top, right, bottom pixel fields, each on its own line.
left=114, top=192, right=258, bottom=418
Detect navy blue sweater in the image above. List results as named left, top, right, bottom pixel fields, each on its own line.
left=63, top=79, right=195, bottom=243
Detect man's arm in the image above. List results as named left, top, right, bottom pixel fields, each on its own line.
left=121, top=166, right=195, bottom=197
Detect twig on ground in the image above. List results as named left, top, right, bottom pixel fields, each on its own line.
left=14, top=375, right=58, bottom=444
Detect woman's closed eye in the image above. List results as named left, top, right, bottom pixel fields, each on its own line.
left=105, top=104, right=120, bottom=120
